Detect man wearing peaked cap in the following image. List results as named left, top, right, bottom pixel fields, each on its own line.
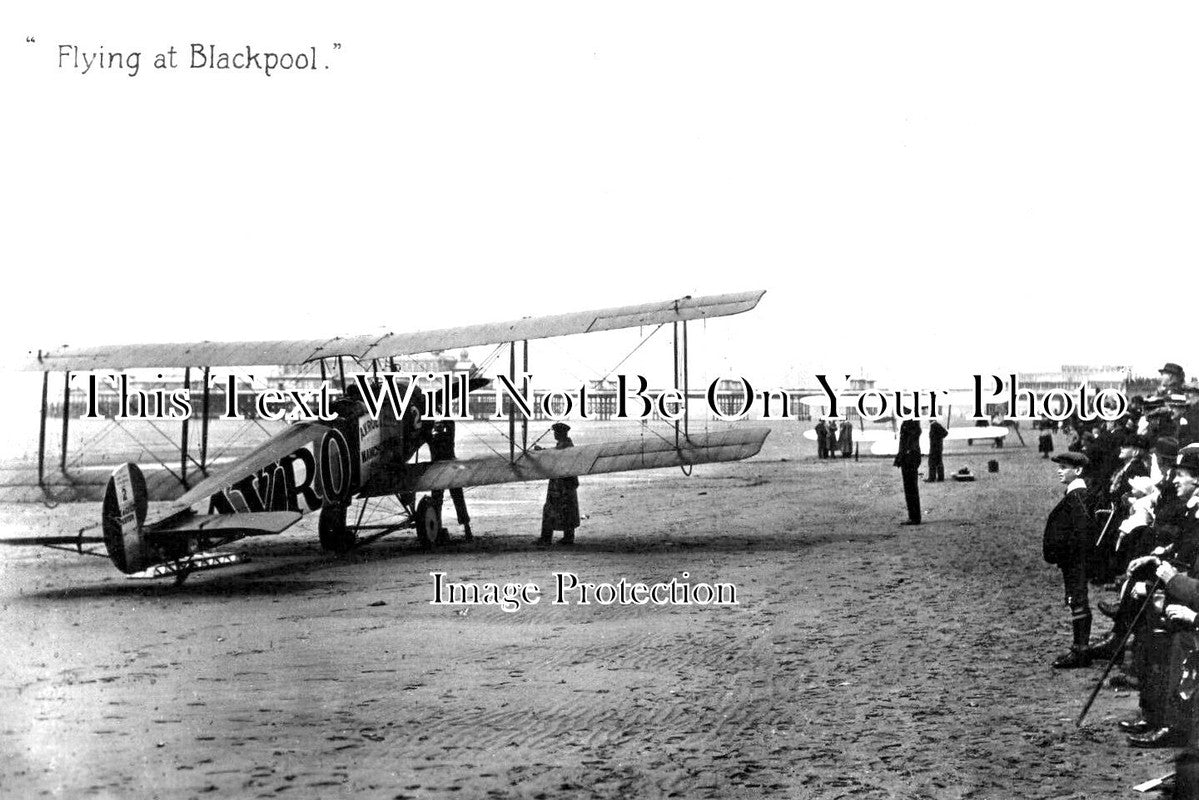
left=1043, top=450, right=1095, bottom=668
left=1161, top=362, right=1187, bottom=383
left=1178, top=449, right=1199, bottom=475
left=1052, top=451, right=1089, bottom=469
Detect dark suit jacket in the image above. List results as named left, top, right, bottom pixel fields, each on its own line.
left=1043, top=486, right=1092, bottom=566
left=893, top=420, right=922, bottom=468
left=927, top=421, right=948, bottom=456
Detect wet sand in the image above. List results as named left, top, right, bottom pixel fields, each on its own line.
left=0, top=429, right=1176, bottom=798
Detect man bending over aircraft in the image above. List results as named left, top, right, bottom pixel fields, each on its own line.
left=426, top=420, right=472, bottom=542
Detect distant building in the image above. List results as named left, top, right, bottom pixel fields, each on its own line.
left=1017, top=365, right=1130, bottom=393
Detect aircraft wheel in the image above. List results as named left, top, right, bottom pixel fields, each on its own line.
left=414, top=496, right=441, bottom=547
left=318, top=504, right=356, bottom=553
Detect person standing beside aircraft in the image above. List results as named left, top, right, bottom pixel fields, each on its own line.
left=926, top=418, right=948, bottom=482
left=894, top=419, right=922, bottom=525
left=426, top=420, right=472, bottom=542
left=539, top=422, right=581, bottom=546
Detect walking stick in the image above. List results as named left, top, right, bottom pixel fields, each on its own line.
left=1076, top=576, right=1162, bottom=727
left=1093, top=504, right=1117, bottom=550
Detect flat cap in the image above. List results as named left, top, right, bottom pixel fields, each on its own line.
left=1161, top=362, right=1186, bottom=377
left=1123, top=434, right=1151, bottom=451
left=1154, top=436, right=1181, bottom=458
left=1177, top=450, right=1199, bottom=475
left=1051, top=452, right=1089, bottom=468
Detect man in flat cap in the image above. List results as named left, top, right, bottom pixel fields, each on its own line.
left=1043, top=451, right=1096, bottom=668
left=539, top=422, right=581, bottom=546
left=1160, top=363, right=1187, bottom=396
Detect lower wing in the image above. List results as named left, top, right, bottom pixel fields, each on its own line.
left=375, top=427, right=770, bottom=494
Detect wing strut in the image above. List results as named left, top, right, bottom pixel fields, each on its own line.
left=673, top=322, right=680, bottom=447
left=522, top=340, right=529, bottom=455
left=200, top=366, right=211, bottom=475
left=60, top=370, right=71, bottom=472
left=672, top=318, right=691, bottom=444
left=180, top=367, right=191, bottom=487
left=37, top=370, right=48, bottom=487
left=672, top=317, right=694, bottom=475
left=508, top=343, right=516, bottom=463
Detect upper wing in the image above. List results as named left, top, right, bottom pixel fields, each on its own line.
left=23, top=291, right=765, bottom=371
left=375, top=427, right=770, bottom=494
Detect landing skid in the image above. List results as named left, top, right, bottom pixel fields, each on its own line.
left=127, top=551, right=249, bottom=583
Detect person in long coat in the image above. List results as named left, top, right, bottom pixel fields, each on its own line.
left=814, top=420, right=829, bottom=459
left=926, top=419, right=948, bottom=482
left=837, top=420, right=853, bottom=458
left=894, top=419, right=922, bottom=524
left=540, top=422, right=581, bottom=545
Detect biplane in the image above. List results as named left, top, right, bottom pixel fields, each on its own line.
left=2, top=291, right=770, bottom=582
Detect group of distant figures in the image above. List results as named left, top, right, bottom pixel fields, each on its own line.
left=1039, top=362, right=1199, bottom=792
left=812, top=418, right=853, bottom=459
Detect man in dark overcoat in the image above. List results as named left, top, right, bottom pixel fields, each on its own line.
left=837, top=419, right=853, bottom=458
left=894, top=419, right=922, bottom=525
left=814, top=419, right=829, bottom=459
left=540, top=422, right=581, bottom=545
left=925, top=419, right=948, bottom=482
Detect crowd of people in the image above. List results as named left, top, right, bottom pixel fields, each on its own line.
left=1040, top=362, right=1199, bottom=784
left=813, top=418, right=854, bottom=459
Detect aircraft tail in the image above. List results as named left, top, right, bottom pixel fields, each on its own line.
left=101, top=463, right=150, bottom=573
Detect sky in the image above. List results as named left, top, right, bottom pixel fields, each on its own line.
left=3, top=2, right=1197, bottom=403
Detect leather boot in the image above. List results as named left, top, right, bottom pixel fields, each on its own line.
left=1087, top=631, right=1126, bottom=662
left=1053, top=648, right=1092, bottom=669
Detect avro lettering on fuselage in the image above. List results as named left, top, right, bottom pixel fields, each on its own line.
left=206, top=427, right=353, bottom=515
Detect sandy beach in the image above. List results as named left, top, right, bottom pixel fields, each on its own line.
left=0, top=427, right=1176, bottom=798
